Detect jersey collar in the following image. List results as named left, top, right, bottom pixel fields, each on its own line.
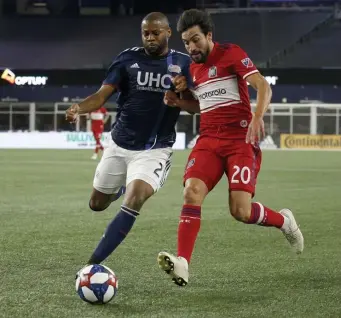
left=143, top=48, right=171, bottom=60
left=205, top=42, right=219, bottom=65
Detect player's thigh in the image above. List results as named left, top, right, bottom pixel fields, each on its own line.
left=126, top=147, right=173, bottom=193
left=93, top=139, right=127, bottom=194
left=184, top=147, right=224, bottom=192
left=225, top=143, right=262, bottom=196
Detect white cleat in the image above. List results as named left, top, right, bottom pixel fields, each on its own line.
left=91, top=153, right=98, bottom=160
left=157, top=252, right=189, bottom=286
left=280, top=209, right=304, bottom=254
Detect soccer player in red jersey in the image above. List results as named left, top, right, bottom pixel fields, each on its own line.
left=157, top=9, right=304, bottom=286
left=89, top=106, right=109, bottom=160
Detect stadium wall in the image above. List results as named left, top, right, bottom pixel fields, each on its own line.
left=0, top=132, right=186, bottom=150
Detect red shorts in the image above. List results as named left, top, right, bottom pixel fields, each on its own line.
left=184, top=136, right=262, bottom=196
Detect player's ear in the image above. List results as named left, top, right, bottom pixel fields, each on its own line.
left=207, top=32, right=212, bottom=42
left=167, top=27, right=172, bottom=38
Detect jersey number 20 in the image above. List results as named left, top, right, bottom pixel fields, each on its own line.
left=231, top=165, right=251, bottom=184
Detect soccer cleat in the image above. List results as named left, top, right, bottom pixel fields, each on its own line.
left=112, top=186, right=126, bottom=202
left=91, top=153, right=98, bottom=160
left=280, top=209, right=304, bottom=254
left=157, top=251, right=189, bottom=286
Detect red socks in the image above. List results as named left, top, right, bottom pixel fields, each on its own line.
left=177, top=204, right=201, bottom=263
left=248, top=202, right=284, bottom=228
left=176, top=202, right=284, bottom=264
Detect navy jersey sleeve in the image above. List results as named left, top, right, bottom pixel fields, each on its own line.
left=102, top=51, right=127, bottom=88
left=182, top=56, right=193, bottom=89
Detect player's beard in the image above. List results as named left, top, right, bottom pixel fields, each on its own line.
left=190, top=46, right=210, bottom=63
left=144, top=38, right=167, bottom=56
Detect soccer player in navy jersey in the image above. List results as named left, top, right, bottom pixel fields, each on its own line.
left=65, top=12, right=193, bottom=267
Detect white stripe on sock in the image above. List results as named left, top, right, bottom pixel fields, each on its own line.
left=121, top=205, right=139, bottom=217
left=255, top=202, right=265, bottom=224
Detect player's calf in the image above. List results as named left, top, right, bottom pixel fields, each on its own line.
left=228, top=191, right=252, bottom=223
left=122, top=179, right=154, bottom=212
left=229, top=191, right=285, bottom=228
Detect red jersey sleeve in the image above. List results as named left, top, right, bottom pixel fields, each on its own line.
left=101, top=107, right=107, bottom=115
left=229, top=45, right=259, bottom=80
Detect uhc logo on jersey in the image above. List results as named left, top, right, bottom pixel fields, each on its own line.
left=198, top=88, right=227, bottom=100
left=137, top=71, right=172, bottom=92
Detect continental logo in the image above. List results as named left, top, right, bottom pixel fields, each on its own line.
left=198, top=88, right=226, bottom=100
left=281, top=134, right=341, bottom=149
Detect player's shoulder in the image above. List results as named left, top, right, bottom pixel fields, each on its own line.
left=169, top=49, right=190, bottom=58
left=217, top=43, right=247, bottom=56
left=169, top=49, right=191, bottom=62
left=116, top=47, right=145, bottom=60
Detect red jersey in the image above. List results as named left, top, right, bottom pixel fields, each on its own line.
left=90, top=107, right=107, bottom=132
left=190, top=43, right=259, bottom=139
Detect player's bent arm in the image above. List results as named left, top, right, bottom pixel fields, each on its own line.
left=78, top=85, right=116, bottom=115
left=178, top=90, right=200, bottom=114
left=246, top=73, right=272, bottom=118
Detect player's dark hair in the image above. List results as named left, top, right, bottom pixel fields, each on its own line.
left=177, top=9, right=213, bottom=35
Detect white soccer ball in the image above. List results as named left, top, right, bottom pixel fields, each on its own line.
left=75, top=264, right=118, bottom=304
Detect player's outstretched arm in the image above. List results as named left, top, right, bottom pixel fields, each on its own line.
left=245, top=72, right=272, bottom=144
left=164, top=90, right=200, bottom=114
left=246, top=72, right=272, bottom=117
left=65, top=85, right=115, bottom=122
left=78, top=85, right=115, bottom=115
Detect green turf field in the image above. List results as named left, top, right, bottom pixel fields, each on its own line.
left=1, top=150, right=340, bottom=318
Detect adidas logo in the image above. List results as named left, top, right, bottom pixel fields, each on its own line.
left=260, top=135, right=277, bottom=149
left=130, top=63, right=140, bottom=68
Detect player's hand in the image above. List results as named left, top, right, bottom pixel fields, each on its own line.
left=164, top=91, right=180, bottom=107
left=172, top=75, right=187, bottom=93
left=246, top=114, right=265, bottom=145
left=65, top=104, right=80, bottom=123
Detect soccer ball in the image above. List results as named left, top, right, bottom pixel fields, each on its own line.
left=75, top=264, right=118, bottom=304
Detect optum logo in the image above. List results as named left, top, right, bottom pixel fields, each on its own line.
left=1, top=68, right=48, bottom=86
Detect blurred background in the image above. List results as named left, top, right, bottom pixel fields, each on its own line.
left=1, top=0, right=341, bottom=149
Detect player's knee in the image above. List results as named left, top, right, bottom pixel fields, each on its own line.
left=89, top=199, right=107, bottom=212
left=229, top=204, right=251, bottom=222
left=183, top=184, right=205, bottom=205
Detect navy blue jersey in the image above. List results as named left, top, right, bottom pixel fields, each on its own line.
left=103, top=47, right=191, bottom=151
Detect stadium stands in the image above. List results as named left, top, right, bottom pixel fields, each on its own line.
left=270, top=20, right=341, bottom=67
left=0, top=10, right=334, bottom=68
